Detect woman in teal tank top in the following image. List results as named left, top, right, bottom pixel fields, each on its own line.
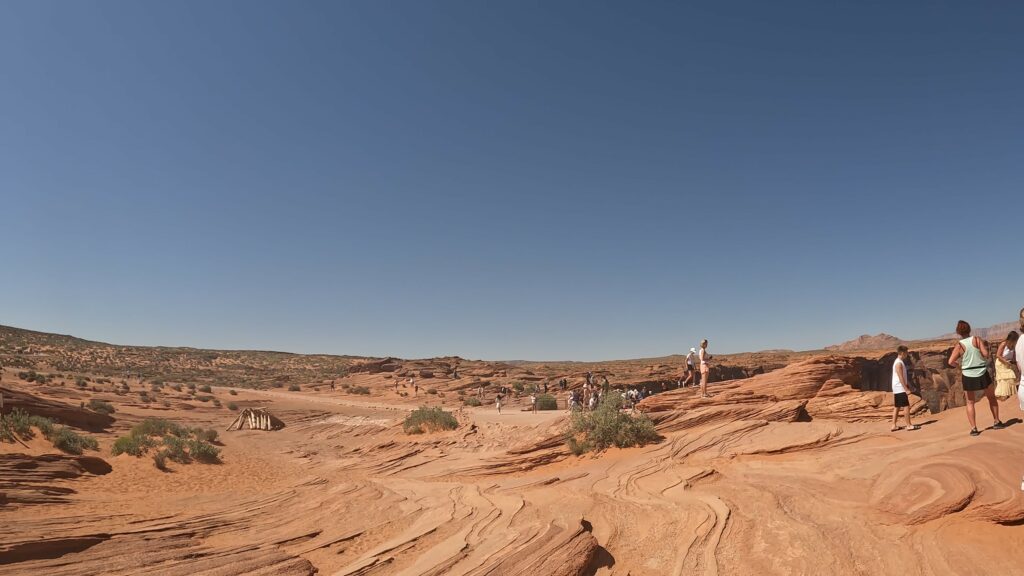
left=947, top=320, right=1005, bottom=436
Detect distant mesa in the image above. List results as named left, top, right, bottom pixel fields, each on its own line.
left=825, top=333, right=904, bottom=352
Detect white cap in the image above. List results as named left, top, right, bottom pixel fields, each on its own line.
left=690, top=348, right=697, bottom=353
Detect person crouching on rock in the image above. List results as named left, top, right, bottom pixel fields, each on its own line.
left=948, top=320, right=1005, bottom=436
left=891, top=345, right=920, bottom=431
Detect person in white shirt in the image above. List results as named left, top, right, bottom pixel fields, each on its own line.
left=682, top=348, right=697, bottom=388
left=891, top=345, right=920, bottom=431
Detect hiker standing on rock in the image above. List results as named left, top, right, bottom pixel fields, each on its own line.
left=699, top=339, right=712, bottom=398
left=682, top=348, right=697, bottom=387
left=891, top=345, right=920, bottom=431
left=994, top=331, right=1019, bottom=400
left=948, top=320, right=1005, bottom=436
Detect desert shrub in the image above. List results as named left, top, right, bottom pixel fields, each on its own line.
left=134, top=418, right=187, bottom=438
left=76, top=378, right=87, bottom=389
left=272, top=382, right=284, bottom=388
left=229, top=389, right=237, bottom=395
left=170, top=383, right=183, bottom=392
left=227, top=402, right=238, bottom=411
left=212, top=398, right=222, bottom=407
left=463, top=397, right=482, bottom=407
left=112, top=434, right=155, bottom=456
left=51, top=426, right=99, bottom=454
left=427, top=388, right=438, bottom=395
left=188, top=438, right=221, bottom=463
left=512, top=382, right=525, bottom=393
left=161, top=435, right=189, bottom=463
left=187, top=383, right=197, bottom=391
left=198, top=384, right=212, bottom=393
left=535, top=394, right=558, bottom=411
left=87, top=399, right=115, bottom=415
left=153, top=450, right=168, bottom=471
left=565, top=394, right=658, bottom=455
left=350, top=386, right=370, bottom=395
left=3, top=408, right=34, bottom=438
left=195, top=395, right=212, bottom=402
left=29, top=414, right=55, bottom=437
left=403, top=407, right=458, bottom=434
left=194, top=428, right=218, bottom=443
left=288, top=384, right=301, bottom=392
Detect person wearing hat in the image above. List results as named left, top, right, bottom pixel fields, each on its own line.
left=681, top=347, right=698, bottom=388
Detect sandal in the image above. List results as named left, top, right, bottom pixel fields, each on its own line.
left=890, top=426, right=901, bottom=432
left=969, top=428, right=980, bottom=437
left=906, top=425, right=920, bottom=431
left=992, top=421, right=1007, bottom=430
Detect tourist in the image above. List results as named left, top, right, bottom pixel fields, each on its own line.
left=1017, top=308, right=1024, bottom=407
left=495, top=391, right=504, bottom=414
left=683, top=347, right=697, bottom=387
left=530, top=392, right=537, bottom=413
left=699, top=339, right=712, bottom=398
left=543, top=381, right=549, bottom=394
left=994, top=331, right=1019, bottom=400
left=947, top=320, right=1004, bottom=435
left=566, top=390, right=574, bottom=413
left=891, top=345, right=920, bottom=431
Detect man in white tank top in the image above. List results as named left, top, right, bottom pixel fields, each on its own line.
left=890, top=345, right=919, bottom=431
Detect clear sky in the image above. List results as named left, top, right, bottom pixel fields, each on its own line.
left=2, top=1, right=1021, bottom=360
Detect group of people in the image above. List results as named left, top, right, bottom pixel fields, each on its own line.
left=681, top=339, right=713, bottom=398
left=890, top=310, right=1024, bottom=440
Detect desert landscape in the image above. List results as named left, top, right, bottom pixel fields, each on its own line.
left=2, top=323, right=1022, bottom=576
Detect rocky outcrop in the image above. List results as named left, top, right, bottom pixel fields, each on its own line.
left=0, top=453, right=112, bottom=506
left=0, top=387, right=114, bottom=431
left=826, top=333, right=904, bottom=352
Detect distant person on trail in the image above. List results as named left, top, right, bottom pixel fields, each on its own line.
left=496, top=392, right=504, bottom=414
left=698, top=340, right=712, bottom=398
left=948, top=320, right=1004, bottom=436
left=683, top=348, right=697, bottom=387
left=891, top=345, right=920, bottom=431
left=530, top=392, right=537, bottom=413
left=994, top=331, right=1019, bottom=400
left=1017, top=308, right=1024, bottom=409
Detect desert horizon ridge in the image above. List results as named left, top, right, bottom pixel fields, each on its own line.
left=2, top=320, right=1023, bottom=575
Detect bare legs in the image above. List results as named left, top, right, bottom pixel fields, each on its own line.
left=699, top=367, right=709, bottom=398
left=964, top=386, right=1001, bottom=431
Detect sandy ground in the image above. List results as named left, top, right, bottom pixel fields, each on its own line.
left=3, top=373, right=1024, bottom=575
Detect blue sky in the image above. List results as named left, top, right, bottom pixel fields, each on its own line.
left=1, top=1, right=1021, bottom=360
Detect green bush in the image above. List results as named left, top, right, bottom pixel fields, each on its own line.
left=195, top=395, right=213, bottom=402
left=112, top=419, right=219, bottom=464
left=565, top=394, right=658, bottom=455
left=427, top=388, right=438, bottom=395
left=198, top=385, right=212, bottom=393
left=161, top=435, right=189, bottom=463
left=2, top=408, right=33, bottom=438
left=87, top=399, right=116, bottom=415
left=535, top=394, right=558, bottom=411
left=112, top=434, right=155, bottom=456
left=227, top=402, right=238, bottom=411
left=288, top=384, right=301, bottom=392
left=188, top=438, right=221, bottom=463
left=170, top=384, right=183, bottom=392
left=463, top=397, right=482, bottom=407
left=134, top=418, right=186, bottom=438
left=229, top=389, right=237, bottom=395
left=51, top=426, right=99, bottom=454
left=512, top=382, right=525, bottom=393
left=351, top=386, right=370, bottom=395
left=403, top=407, right=459, bottom=434
left=212, top=398, right=222, bottom=407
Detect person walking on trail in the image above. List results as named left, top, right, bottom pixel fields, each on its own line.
left=891, top=345, right=920, bottom=431
left=994, top=331, right=1019, bottom=400
left=698, top=339, right=712, bottom=398
left=948, top=320, right=1005, bottom=436
left=682, top=348, right=697, bottom=387
left=530, top=393, right=537, bottom=413
left=495, top=392, right=504, bottom=414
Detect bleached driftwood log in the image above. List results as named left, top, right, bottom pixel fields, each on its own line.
left=226, top=408, right=285, bottom=431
